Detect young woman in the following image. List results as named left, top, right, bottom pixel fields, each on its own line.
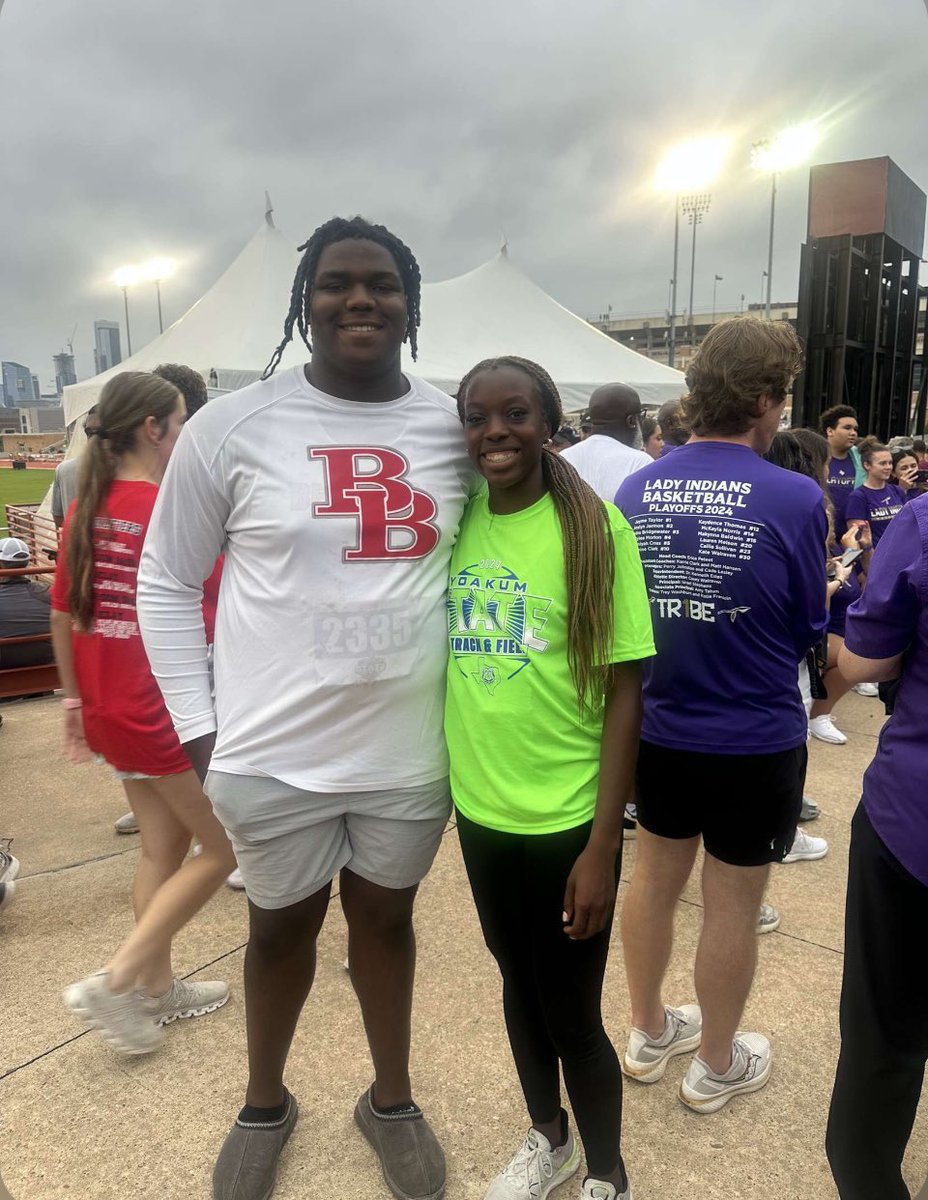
left=891, top=447, right=923, bottom=500
left=845, top=442, right=908, bottom=548
left=447, top=356, right=655, bottom=1200
left=51, top=371, right=235, bottom=1055
left=640, top=415, right=663, bottom=460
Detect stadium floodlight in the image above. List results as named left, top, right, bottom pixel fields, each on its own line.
left=655, top=135, right=730, bottom=366
left=751, top=123, right=820, bottom=317
left=141, top=258, right=176, bottom=333
left=112, top=265, right=142, bottom=355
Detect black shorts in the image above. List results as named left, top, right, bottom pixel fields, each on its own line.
left=635, top=739, right=806, bottom=867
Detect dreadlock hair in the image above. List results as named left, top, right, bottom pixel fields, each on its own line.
left=456, top=356, right=616, bottom=714
left=262, top=216, right=422, bottom=379
left=68, top=372, right=181, bottom=631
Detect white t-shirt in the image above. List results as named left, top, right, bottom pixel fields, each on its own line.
left=137, top=366, right=475, bottom=793
left=560, top=434, right=651, bottom=502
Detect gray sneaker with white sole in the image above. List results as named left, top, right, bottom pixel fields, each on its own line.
left=623, top=1004, right=702, bottom=1083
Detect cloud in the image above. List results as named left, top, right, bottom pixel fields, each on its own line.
left=0, top=0, right=925, bottom=389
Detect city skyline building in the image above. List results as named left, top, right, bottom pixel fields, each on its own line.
left=93, top=319, right=122, bottom=374
left=1, top=361, right=40, bottom=407
left=53, top=351, right=77, bottom=396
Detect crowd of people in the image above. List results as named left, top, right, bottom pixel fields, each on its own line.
left=1, top=215, right=926, bottom=1200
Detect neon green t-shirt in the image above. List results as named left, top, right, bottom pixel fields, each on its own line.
left=444, top=491, right=655, bottom=834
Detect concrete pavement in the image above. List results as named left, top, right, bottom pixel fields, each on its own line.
left=1, top=691, right=926, bottom=1199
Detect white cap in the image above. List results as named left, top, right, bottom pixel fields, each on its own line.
left=0, top=537, right=30, bottom=565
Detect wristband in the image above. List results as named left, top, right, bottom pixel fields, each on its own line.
left=61, top=697, right=83, bottom=710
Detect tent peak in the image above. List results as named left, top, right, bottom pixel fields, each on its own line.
left=499, top=230, right=508, bottom=257
left=264, top=191, right=275, bottom=228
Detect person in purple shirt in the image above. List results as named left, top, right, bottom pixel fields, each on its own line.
left=826, top=495, right=928, bottom=1200
left=614, top=317, right=827, bottom=1114
left=845, top=442, right=908, bottom=548
left=821, top=405, right=859, bottom=539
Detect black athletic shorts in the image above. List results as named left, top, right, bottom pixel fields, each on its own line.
left=635, top=739, right=806, bottom=867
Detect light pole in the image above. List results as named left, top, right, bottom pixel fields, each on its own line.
left=655, top=135, right=729, bottom=369
left=142, top=258, right=175, bottom=335
left=112, top=266, right=139, bottom=357
left=681, top=193, right=711, bottom=347
left=751, top=123, right=820, bottom=320
left=761, top=269, right=768, bottom=308
left=712, top=274, right=723, bottom=324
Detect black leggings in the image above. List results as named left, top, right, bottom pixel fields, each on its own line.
left=456, top=809, right=625, bottom=1178
left=826, top=804, right=928, bottom=1199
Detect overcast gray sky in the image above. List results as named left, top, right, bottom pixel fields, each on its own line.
left=1, top=0, right=926, bottom=389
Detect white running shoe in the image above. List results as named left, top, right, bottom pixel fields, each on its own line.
left=680, top=1033, right=772, bottom=1113
left=757, top=903, right=780, bottom=934
left=484, top=1127, right=580, bottom=1200
left=623, top=1004, right=702, bottom=1083
left=114, top=811, right=139, bottom=835
left=854, top=682, right=879, bottom=697
left=150, top=977, right=230, bottom=1026
left=226, top=867, right=245, bottom=890
left=580, top=1177, right=634, bottom=1200
left=808, top=715, right=847, bottom=745
left=782, top=828, right=828, bottom=863
left=63, top=971, right=163, bottom=1055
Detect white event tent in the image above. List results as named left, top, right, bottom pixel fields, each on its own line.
left=63, top=210, right=685, bottom=432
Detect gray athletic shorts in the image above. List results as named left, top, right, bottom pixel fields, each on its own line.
left=204, top=771, right=451, bottom=910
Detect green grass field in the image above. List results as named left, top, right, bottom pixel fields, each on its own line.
left=0, top=467, right=55, bottom=522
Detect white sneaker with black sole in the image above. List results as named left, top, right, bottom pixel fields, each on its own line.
left=808, top=715, right=847, bottom=745
left=782, top=828, right=828, bottom=863
left=680, top=1033, right=772, bottom=1113
left=623, top=1004, right=702, bottom=1083
left=484, top=1127, right=580, bottom=1200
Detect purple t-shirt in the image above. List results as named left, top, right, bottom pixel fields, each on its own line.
left=845, top=483, right=907, bottom=547
left=844, top=496, right=928, bottom=886
left=827, top=456, right=856, bottom=539
left=827, top=566, right=862, bottom=639
left=615, top=441, right=828, bottom=754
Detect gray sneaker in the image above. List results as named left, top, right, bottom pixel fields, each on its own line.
left=63, top=971, right=163, bottom=1055
left=623, top=1004, right=702, bottom=1083
left=354, top=1087, right=446, bottom=1200
left=212, top=1091, right=298, bottom=1200
left=0, top=881, right=14, bottom=912
left=679, top=1033, right=772, bottom=1113
left=757, top=903, right=780, bottom=934
left=150, top=977, right=230, bottom=1026
left=0, top=845, right=20, bottom=884
left=484, top=1126, right=580, bottom=1200
left=114, top=811, right=139, bottom=835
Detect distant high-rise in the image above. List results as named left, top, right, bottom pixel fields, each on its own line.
left=1, top=361, right=39, bottom=407
left=93, top=320, right=122, bottom=374
left=53, top=351, right=77, bottom=396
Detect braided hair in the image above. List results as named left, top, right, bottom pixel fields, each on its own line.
left=262, top=216, right=422, bottom=379
left=456, top=356, right=616, bottom=714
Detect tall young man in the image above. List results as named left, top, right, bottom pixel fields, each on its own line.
left=614, top=318, right=828, bottom=1114
left=821, top=405, right=860, bottom=539
left=137, top=217, right=473, bottom=1200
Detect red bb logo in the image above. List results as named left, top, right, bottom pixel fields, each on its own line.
left=309, top=446, right=441, bottom=561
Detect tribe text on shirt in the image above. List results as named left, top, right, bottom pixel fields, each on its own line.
left=444, top=492, right=655, bottom=834
left=137, top=366, right=475, bottom=794
left=614, top=441, right=829, bottom=754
